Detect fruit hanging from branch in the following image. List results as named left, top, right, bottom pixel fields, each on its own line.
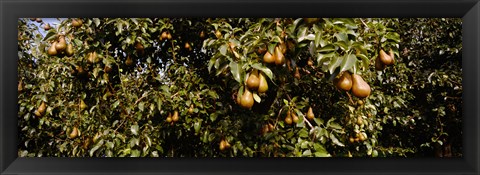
left=333, top=71, right=353, bottom=91
left=351, top=74, right=371, bottom=98
left=246, top=69, right=260, bottom=90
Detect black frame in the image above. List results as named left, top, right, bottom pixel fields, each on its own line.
left=1, top=0, right=479, bottom=174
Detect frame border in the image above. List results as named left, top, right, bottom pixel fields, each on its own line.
left=1, top=0, right=479, bottom=175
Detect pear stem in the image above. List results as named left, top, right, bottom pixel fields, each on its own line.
left=346, top=91, right=355, bottom=105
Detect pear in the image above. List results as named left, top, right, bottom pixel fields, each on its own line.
left=279, top=42, right=287, bottom=54
left=375, top=56, right=386, bottom=70
left=18, top=80, right=24, bottom=93
left=43, top=23, right=51, bottom=30
left=55, top=35, right=67, bottom=52
left=125, top=55, right=133, bottom=66
left=167, top=32, right=172, bottom=40
left=87, top=51, right=98, bottom=64
left=69, top=127, right=79, bottom=139
left=37, top=101, right=47, bottom=115
left=72, top=19, right=83, bottom=27
left=285, top=110, right=293, bottom=125
left=135, top=42, right=144, bottom=55
left=292, top=112, right=299, bottom=123
left=257, top=72, right=269, bottom=93
left=166, top=113, right=172, bottom=123
left=294, top=67, right=301, bottom=79
left=160, top=31, right=168, bottom=40
left=389, top=49, right=395, bottom=65
left=185, top=42, right=192, bottom=51
left=351, top=74, right=371, bottom=98
left=257, top=46, right=267, bottom=55
left=65, top=44, right=74, bottom=57
left=268, top=123, right=274, bottom=131
left=80, top=99, right=88, bottom=111
left=104, top=65, right=112, bottom=73
left=333, top=71, right=353, bottom=91
left=379, top=49, right=393, bottom=66
left=349, top=137, right=355, bottom=143
left=47, top=42, right=58, bottom=56
left=274, top=46, right=285, bottom=66
left=199, top=31, right=206, bottom=38
left=172, top=110, right=179, bottom=122
left=215, top=30, right=222, bottom=39
left=307, top=107, right=314, bottom=120
left=263, top=51, right=275, bottom=64
left=246, top=69, right=260, bottom=90
left=188, top=104, right=194, bottom=114
left=219, top=140, right=226, bottom=151
left=307, top=58, right=314, bottom=66
left=240, top=88, right=254, bottom=109
left=356, top=116, right=363, bottom=125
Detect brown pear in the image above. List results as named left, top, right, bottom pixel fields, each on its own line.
left=294, top=67, right=301, bottom=79
left=43, top=23, right=51, bottom=30
left=65, top=44, right=74, bottom=57
left=167, top=32, right=172, bottom=40
left=199, top=31, right=206, bottom=38
left=307, top=58, right=314, bottom=66
left=104, top=65, right=112, bottom=73
left=279, top=42, right=287, bottom=54
left=379, top=49, right=393, bottom=66
left=240, top=88, right=254, bottom=109
left=55, top=35, right=67, bottom=52
left=166, top=112, right=172, bottom=123
left=292, top=112, right=299, bottom=123
left=257, top=46, right=267, bottom=55
left=215, top=30, right=222, bottom=39
left=263, top=51, right=275, bottom=64
left=72, top=19, right=83, bottom=27
left=172, top=110, right=179, bottom=122
left=307, top=107, right=315, bottom=120
left=257, top=72, right=269, bottom=93
left=80, top=99, right=87, bottom=111
left=219, top=140, right=226, bottom=151
left=274, top=46, right=285, bottom=66
left=87, top=51, right=97, bottom=64
left=246, top=69, right=260, bottom=90
left=69, top=127, right=79, bottom=139
left=389, top=49, right=395, bottom=65
left=38, top=101, right=47, bottom=115
left=285, top=110, right=293, bottom=125
left=188, top=104, right=194, bottom=114
left=351, top=74, right=371, bottom=98
left=333, top=71, right=353, bottom=91
left=125, top=55, right=133, bottom=66
left=18, top=80, right=24, bottom=93
left=375, top=56, right=386, bottom=70
left=47, top=42, right=58, bottom=56
left=160, top=31, right=168, bottom=40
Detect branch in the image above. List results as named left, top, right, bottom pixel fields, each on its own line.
left=345, top=91, right=355, bottom=105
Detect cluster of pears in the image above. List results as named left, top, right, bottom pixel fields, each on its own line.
left=47, top=35, right=74, bottom=57
left=333, top=71, right=371, bottom=98
left=284, top=110, right=299, bottom=125
left=34, top=101, right=47, bottom=117
left=237, top=69, right=269, bottom=109
left=166, top=110, right=179, bottom=124
left=219, top=139, right=231, bottom=151
left=262, top=42, right=286, bottom=66
left=160, top=31, right=173, bottom=41
left=86, top=51, right=102, bottom=64
left=71, top=18, right=83, bottom=28
left=375, top=49, right=395, bottom=70
left=349, top=132, right=367, bottom=143
left=261, top=123, right=275, bottom=135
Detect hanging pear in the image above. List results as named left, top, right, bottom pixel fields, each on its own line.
left=240, top=88, right=254, bottom=109
left=291, top=112, right=299, bottom=123
left=246, top=69, right=260, bottom=90
left=307, top=57, right=314, bottom=66
left=125, top=55, right=133, bottom=66
left=80, top=99, right=87, bottom=111
left=160, top=31, right=168, bottom=40
left=35, top=101, right=47, bottom=117
left=274, top=46, right=285, bottom=66
left=279, top=42, right=287, bottom=54
left=307, top=107, right=315, bottom=120
left=375, top=56, right=386, bottom=70
left=294, top=67, right=301, bottom=79
left=188, top=104, right=194, bottom=114
left=172, top=110, right=179, bottom=122
left=135, top=42, right=144, bottom=54
left=55, top=35, right=67, bottom=52
left=379, top=49, right=393, bottom=66
left=263, top=51, right=275, bottom=64
left=285, top=110, right=293, bottom=125
left=47, top=42, right=58, bottom=56
left=69, top=127, right=79, bottom=139
left=257, top=72, right=269, bottom=93
left=87, top=51, right=97, bottom=64
left=333, top=71, right=353, bottom=91
left=72, top=19, right=83, bottom=27
left=43, top=23, right=51, bottom=30
left=166, top=113, right=172, bottom=123
left=65, top=44, right=74, bottom=57
left=18, top=80, right=24, bottom=93
left=351, top=74, right=371, bottom=98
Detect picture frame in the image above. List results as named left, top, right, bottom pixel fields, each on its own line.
left=1, top=0, right=479, bottom=174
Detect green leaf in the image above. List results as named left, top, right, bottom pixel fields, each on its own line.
left=138, top=102, right=144, bottom=112
left=329, top=133, right=345, bottom=147
left=210, top=112, right=218, bottom=122
left=340, top=54, right=357, bottom=72
left=253, top=92, right=261, bottom=103
left=130, top=125, right=139, bottom=136
left=229, top=61, right=242, bottom=83
left=318, top=44, right=336, bottom=52
left=219, top=44, right=227, bottom=56
left=251, top=63, right=273, bottom=80
left=328, top=55, right=343, bottom=74
left=89, top=139, right=104, bottom=157
left=93, top=18, right=101, bottom=27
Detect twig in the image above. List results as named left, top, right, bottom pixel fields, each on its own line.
left=360, top=18, right=368, bottom=29
left=171, top=40, right=176, bottom=63
left=345, top=91, right=355, bottom=105
left=302, top=114, right=314, bottom=129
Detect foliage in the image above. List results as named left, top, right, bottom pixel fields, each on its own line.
left=17, top=18, right=462, bottom=157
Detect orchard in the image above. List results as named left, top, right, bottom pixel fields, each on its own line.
left=17, top=18, right=462, bottom=157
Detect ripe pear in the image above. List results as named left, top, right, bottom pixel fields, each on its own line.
left=185, top=42, right=192, bottom=51
left=69, top=127, right=79, bottom=139
left=87, top=51, right=98, bottom=64
left=379, top=49, right=393, bottom=66
left=257, top=72, right=269, bottom=93
left=268, top=123, right=274, bottom=131
left=294, top=67, right=301, bottom=79
left=389, top=49, right=395, bottom=65
left=219, top=140, right=226, bottom=151
left=215, top=30, right=222, bottom=39
left=47, top=42, right=58, bottom=56
left=72, top=19, right=83, bottom=27
left=18, top=80, right=24, bottom=93
left=375, top=56, right=386, bottom=70
left=263, top=51, right=275, bottom=64
left=125, top=55, right=133, bottom=66
left=279, top=42, right=287, bottom=54
left=38, top=101, right=47, bottom=115
left=65, top=44, right=74, bottom=57
left=349, top=137, right=355, bottom=143
left=240, top=88, right=254, bottom=109
left=80, top=99, right=87, bottom=111
left=167, top=32, right=172, bottom=40
left=307, top=107, right=314, bottom=120
left=55, top=35, right=67, bottom=52
left=160, top=31, right=168, bottom=40
left=357, top=100, right=364, bottom=106
left=307, top=58, right=314, bottom=66
left=333, top=71, right=353, bottom=91
left=285, top=110, right=293, bottom=125
left=199, top=31, right=206, bottom=38
left=351, top=74, right=371, bottom=98
left=246, top=69, right=260, bottom=90
left=104, top=65, right=112, bottom=73
left=172, top=110, right=179, bottom=122
left=44, top=23, right=51, bottom=30
left=292, top=112, right=299, bottom=123
left=135, top=42, right=145, bottom=55
left=274, top=46, right=285, bottom=66
left=188, top=104, right=194, bottom=114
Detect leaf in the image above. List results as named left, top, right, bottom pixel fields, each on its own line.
left=93, top=18, right=101, bottom=27
left=219, top=44, right=227, bottom=56
left=329, top=133, right=345, bottom=147
left=318, top=44, right=335, bottom=52
left=89, top=139, right=104, bottom=157
left=210, top=112, right=218, bottom=122
left=251, top=63, right=273, bottom=80
left=253, top=92, right=261, bottom=103
left=229, top=61, right=242, bottom=83
left=130, top=125, right=139, bottom=136
left=340, top=54, right=357, bottom=72
left=138, top=102, right=144, bottom=112
left=328, top=55, right=343, bottom=74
